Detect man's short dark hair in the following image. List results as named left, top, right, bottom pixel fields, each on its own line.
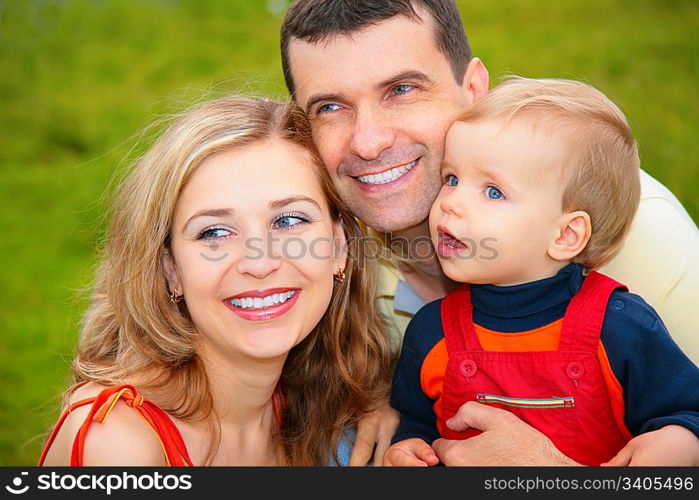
left=280, top=0, right=472, bottom=96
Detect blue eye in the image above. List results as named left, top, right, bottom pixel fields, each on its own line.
left=391, top=84, right=414, bottom=96
left=485, top=186, right=505, bottom=200
left=197, top=226, right=234, bottom=240
left=274, top=213, right=311, bottom=231
left=445, top=174, right=458, bottom=187
left=317, top=103, right=341, bottom=114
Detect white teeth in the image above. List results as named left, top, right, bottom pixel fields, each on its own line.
left=357, top=160, right=416, bottom=185
left=228, top=291, right=296, bottom=309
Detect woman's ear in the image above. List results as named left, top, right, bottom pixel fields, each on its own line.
left=161, top=246, right=181, bottom=293
left=547, top=211, right=592, bottom=262
left=332, top=218, right=349, bottom=274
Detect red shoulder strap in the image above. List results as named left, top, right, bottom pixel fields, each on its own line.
left=38, top=395, right=96, bottom=466
left=441, top=284, right=483, bottom=354
left=38, top=384, right=193, bottom=466
left=558, top=271, right=627, bottom=352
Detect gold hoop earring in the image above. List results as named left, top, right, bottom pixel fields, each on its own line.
left=169, top=288, right=183, bottom=304
left=333, top=268, right=346, bottom=284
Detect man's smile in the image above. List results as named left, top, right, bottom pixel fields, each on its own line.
left=353, top=159, right=418, bottom=185
left=347, top=158, right=421, bottom=194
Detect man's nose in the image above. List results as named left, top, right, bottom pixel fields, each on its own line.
left=349, top=107, right=396, bottom=161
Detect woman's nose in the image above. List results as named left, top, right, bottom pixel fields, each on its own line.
left=235, top=236, right=282, bottom=279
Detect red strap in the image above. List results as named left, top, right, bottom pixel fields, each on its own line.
left=441, top=284, right=483, bottom=355
left=559, top=271, right=627, bottom=352
left=37, top=397, right=95, bottom=466
left=38, top=385, right=193, bottom=466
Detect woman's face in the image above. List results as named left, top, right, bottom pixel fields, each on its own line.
left=164, top=139, right=346, bottom=363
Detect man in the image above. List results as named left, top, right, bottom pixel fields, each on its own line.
left=280, top=0, right=699, bottom=465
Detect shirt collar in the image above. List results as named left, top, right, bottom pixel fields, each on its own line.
left=470, top=263, right=584, bottom=320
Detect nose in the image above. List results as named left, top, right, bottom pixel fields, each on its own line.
left=349, top=106, right=396, bottom=161
left=235, top=235, right=282, bottom=280
left=439, top=187, right=465, bottom=218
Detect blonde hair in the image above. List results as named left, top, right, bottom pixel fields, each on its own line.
left=457, top=76, right=641, bottom=268
left=69, top=95, right=394, bottom=465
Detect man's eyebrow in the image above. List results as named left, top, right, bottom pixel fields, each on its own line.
left=377, top=70, right=435, bottom=91
left=182, top=208, right=234, bottom=232
left=304, top=70, right=434, bottom=112
left=269, top=196, right=322, bottom=211
left=305, top=92, right=345, bottom=113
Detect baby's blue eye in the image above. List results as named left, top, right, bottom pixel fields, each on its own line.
left=445, top=174, right=458, bottom=187
left=486, top=186, right=504, bottom=200
left=274, top=213, right=310, bottom=231
left=197, top=226, right=233, bottom=240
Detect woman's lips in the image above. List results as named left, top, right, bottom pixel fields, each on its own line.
left=436, top=225, right=469, bottom=258
left=223, top=288, right=301, bottom=322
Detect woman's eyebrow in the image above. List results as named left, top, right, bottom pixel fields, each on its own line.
left=269, top=196, right=322, bottom=211
left=182, top=207, right=234, bottom=232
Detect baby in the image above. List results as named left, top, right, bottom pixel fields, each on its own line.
left=385, top=77, right=699, bottom=466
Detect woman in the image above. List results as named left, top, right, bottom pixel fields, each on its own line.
left=39, top=96, right=394, bottom=465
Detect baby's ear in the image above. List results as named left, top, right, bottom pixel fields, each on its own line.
left=547, top=211, right=591, bottom=262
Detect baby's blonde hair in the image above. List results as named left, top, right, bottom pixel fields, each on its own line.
left=457, top=76, right=641, bottom=269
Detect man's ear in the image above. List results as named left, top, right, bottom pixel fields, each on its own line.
left=462, top=57, right=489, bottom=104
left=161, top=246, right=181, bottom=293
left=547, top=211, right=592, bottom=262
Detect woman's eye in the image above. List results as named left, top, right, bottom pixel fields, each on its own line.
left=273, top=213, right=311, bottom=231
left=485, top=186, right=505, bottom=200
left=197, top=226, right=234, bottom=240
left=391, top=84, right=415, bottom=96
left=445, top=174, right=458, bottom=187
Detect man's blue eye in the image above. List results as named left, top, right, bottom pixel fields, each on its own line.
left=392, top=84, right=414, bottom=96
left=197, top=227, right=233, bottom=240
left=274, top=214, right=310, bottom=230
left=445, top=174, right=458, bottom=187
left=318, top=103, right=341, bottom=114
left=486, top=186, right=504, bottom=200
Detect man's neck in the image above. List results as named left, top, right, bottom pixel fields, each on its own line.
left=388, top=220, right=459, bottom=302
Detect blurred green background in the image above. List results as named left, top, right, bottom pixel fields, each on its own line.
left=0, top=0, right=697, bottom=465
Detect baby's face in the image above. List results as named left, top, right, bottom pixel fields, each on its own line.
left=429, top=119, right=569, bottom=286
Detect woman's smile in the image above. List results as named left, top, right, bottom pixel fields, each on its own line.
left=224, top=287, right=301, bottom=322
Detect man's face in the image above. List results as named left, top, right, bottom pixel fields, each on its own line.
left=288, top=12, right=476, bottom=233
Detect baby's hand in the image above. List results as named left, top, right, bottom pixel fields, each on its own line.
left=602, top=425, right=699, bottom=466
left=383, top=438, right=440, bottom=467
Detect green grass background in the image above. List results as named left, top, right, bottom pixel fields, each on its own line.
left=1, top=0, right=697, bottom=465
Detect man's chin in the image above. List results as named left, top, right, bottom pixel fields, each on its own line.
left=356, top=210, right=429, bottom=235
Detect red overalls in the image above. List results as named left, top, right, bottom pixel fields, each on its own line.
left=437, top=271, right=633, bottom=466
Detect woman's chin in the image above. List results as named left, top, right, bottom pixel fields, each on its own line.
left=240, top=328, right=309, bottom=360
